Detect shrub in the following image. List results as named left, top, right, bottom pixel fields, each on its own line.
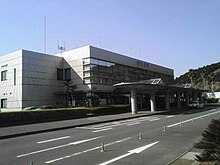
left=194, top=118, right=220, bottom=162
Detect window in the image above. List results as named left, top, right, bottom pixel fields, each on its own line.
left=14, top=68, right=16, bottom=85
left=1, top=70, right=7, bottom=81
left=64, top=68, right=71, bottom=81
left=1, top=99, right=7, bottom=108
left=57, top=68, right=63, bottom=80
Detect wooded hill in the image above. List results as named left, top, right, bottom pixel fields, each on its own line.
left=175, top=62, right=220, bottom=92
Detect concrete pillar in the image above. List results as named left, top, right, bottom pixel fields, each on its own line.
left=177, top=92, right=181, bottom=109
left=150, top=91, right=156, bottom=112
left=165, top=90, right=170, bottom=110
left=130, top=88, right=137, bottom=114
left=185, top=92, right=190, bottom=107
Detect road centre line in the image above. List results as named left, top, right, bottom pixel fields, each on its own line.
left=45, top=137, right=132, bottom=164
left=167, top=110, right=220, bottom=128
left=92, top=128, right=112, bottom=132
left=37, top=136, right=71, bottom=144
left=17, top=136, right=102, bottom=158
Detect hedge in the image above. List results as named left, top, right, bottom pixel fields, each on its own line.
left=0, top=105, right=130, bottom=127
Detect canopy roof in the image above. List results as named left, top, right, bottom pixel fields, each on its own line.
left=113, top=79, right=206, bottom=93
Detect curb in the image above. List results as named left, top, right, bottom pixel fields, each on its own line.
left=0, top=111, right=167, bottom=140
left=166, top=148, right=193, bottom=165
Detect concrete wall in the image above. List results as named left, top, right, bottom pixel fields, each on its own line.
left=22, top=50, right=65, bottom=108
left=0, top=50, right=22, bottom=111
left=57, top=46, right=91, bottom=92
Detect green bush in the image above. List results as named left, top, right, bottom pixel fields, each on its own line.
left=0, top=105, right=130, bottom=127
left=0, top=109, right=88, bottom=127
left=194, top=118, right=220, bottom=162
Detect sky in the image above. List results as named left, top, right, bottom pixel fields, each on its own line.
left=0, top=0, right=220, bottom=77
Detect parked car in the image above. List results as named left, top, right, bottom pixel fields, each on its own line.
left=189, top=101, right=204, bottom=109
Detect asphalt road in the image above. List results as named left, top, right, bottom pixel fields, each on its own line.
left=1, top=108, right=220, bottom=165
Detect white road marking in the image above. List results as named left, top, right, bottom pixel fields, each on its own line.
left=92, top=128, right=112, bottom=132
left=150, top=118, right=160, bottom=121
left=210, top=109, right=217, bottom=112
left=45, top=137, right=132, bottom=164
left=17, top=136, right=102, bottom=158
left=100, top=153, right=133, bottom=165
left=76, top=126, right=100, bottom=130
left=127, top=122, right=140, bottom=126
left=167, top=110, right=220, bottom=128
left=166, top=115, right=175, bottom=118
left=167, top=123, right=180, bottom=128
left=99, top=141, right=160, bottom=165
left=77, top=117, right=160, bottom=131
left=37, top=136, right=71, bottom=144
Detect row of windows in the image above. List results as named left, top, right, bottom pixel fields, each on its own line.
left=1, top=69, right=16, bottom=85
left=83, top=58, right=173, bottom=85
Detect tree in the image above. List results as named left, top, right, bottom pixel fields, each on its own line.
left=64, top=79, right=77, bottom=107
left=188, top=69, right=196, bottom=87
left=194, top=118, right=220, bottom=162
left=207, top=72, right=215, bottom=91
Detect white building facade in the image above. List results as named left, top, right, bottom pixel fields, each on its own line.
left=0, top=46, right=174, bottom=111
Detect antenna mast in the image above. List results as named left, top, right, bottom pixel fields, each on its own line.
left=44, top=16, right=46, bottom=53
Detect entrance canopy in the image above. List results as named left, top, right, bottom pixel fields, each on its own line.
left=113, top=79, right=205, bottom=93
left=113, top=79, right=206, bottom=114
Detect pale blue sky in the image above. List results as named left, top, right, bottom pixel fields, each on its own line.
left=0, top=0, right=220, bottom=77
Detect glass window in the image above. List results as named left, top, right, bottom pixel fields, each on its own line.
left=84, top=78, right=91, bottom=84
left=64, top=68, right=71, bottom=80
left=91, top=58, right=99, bottom=65
left=83, top=71, right=90, bottom=77
left=83, top=65, right=90, bottom=71
left=57, top=68, right=63, bottom=80
left=106, top=61, right=114, bottom=67
left=1, top=99, right=7, bottom=108
left=99, top=60, right=106, bottom=66
left=83, top=58, right=90, bottom=65
left=1, top=70, right=7, bottom=81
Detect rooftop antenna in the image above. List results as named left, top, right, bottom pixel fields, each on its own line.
left=44, top=16, right=47, bottom=53
left=57, top=40, right=65, bottom=56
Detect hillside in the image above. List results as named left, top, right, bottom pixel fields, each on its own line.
left=175, top=62, right=220, bottom=92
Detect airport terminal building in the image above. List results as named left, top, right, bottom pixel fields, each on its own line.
left=0, top=45, right=178, bottom=111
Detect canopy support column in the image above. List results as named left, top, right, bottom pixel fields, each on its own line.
left=131, top=88, right=137, bottom=114
left=150, top=91, right=156, bottom=112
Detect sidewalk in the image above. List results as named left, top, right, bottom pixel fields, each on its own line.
left=168, top=148, right=220, bottom=165
left=168, top=148, right=203, bottom=165
left=0, top=110, right=167, bottom=140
